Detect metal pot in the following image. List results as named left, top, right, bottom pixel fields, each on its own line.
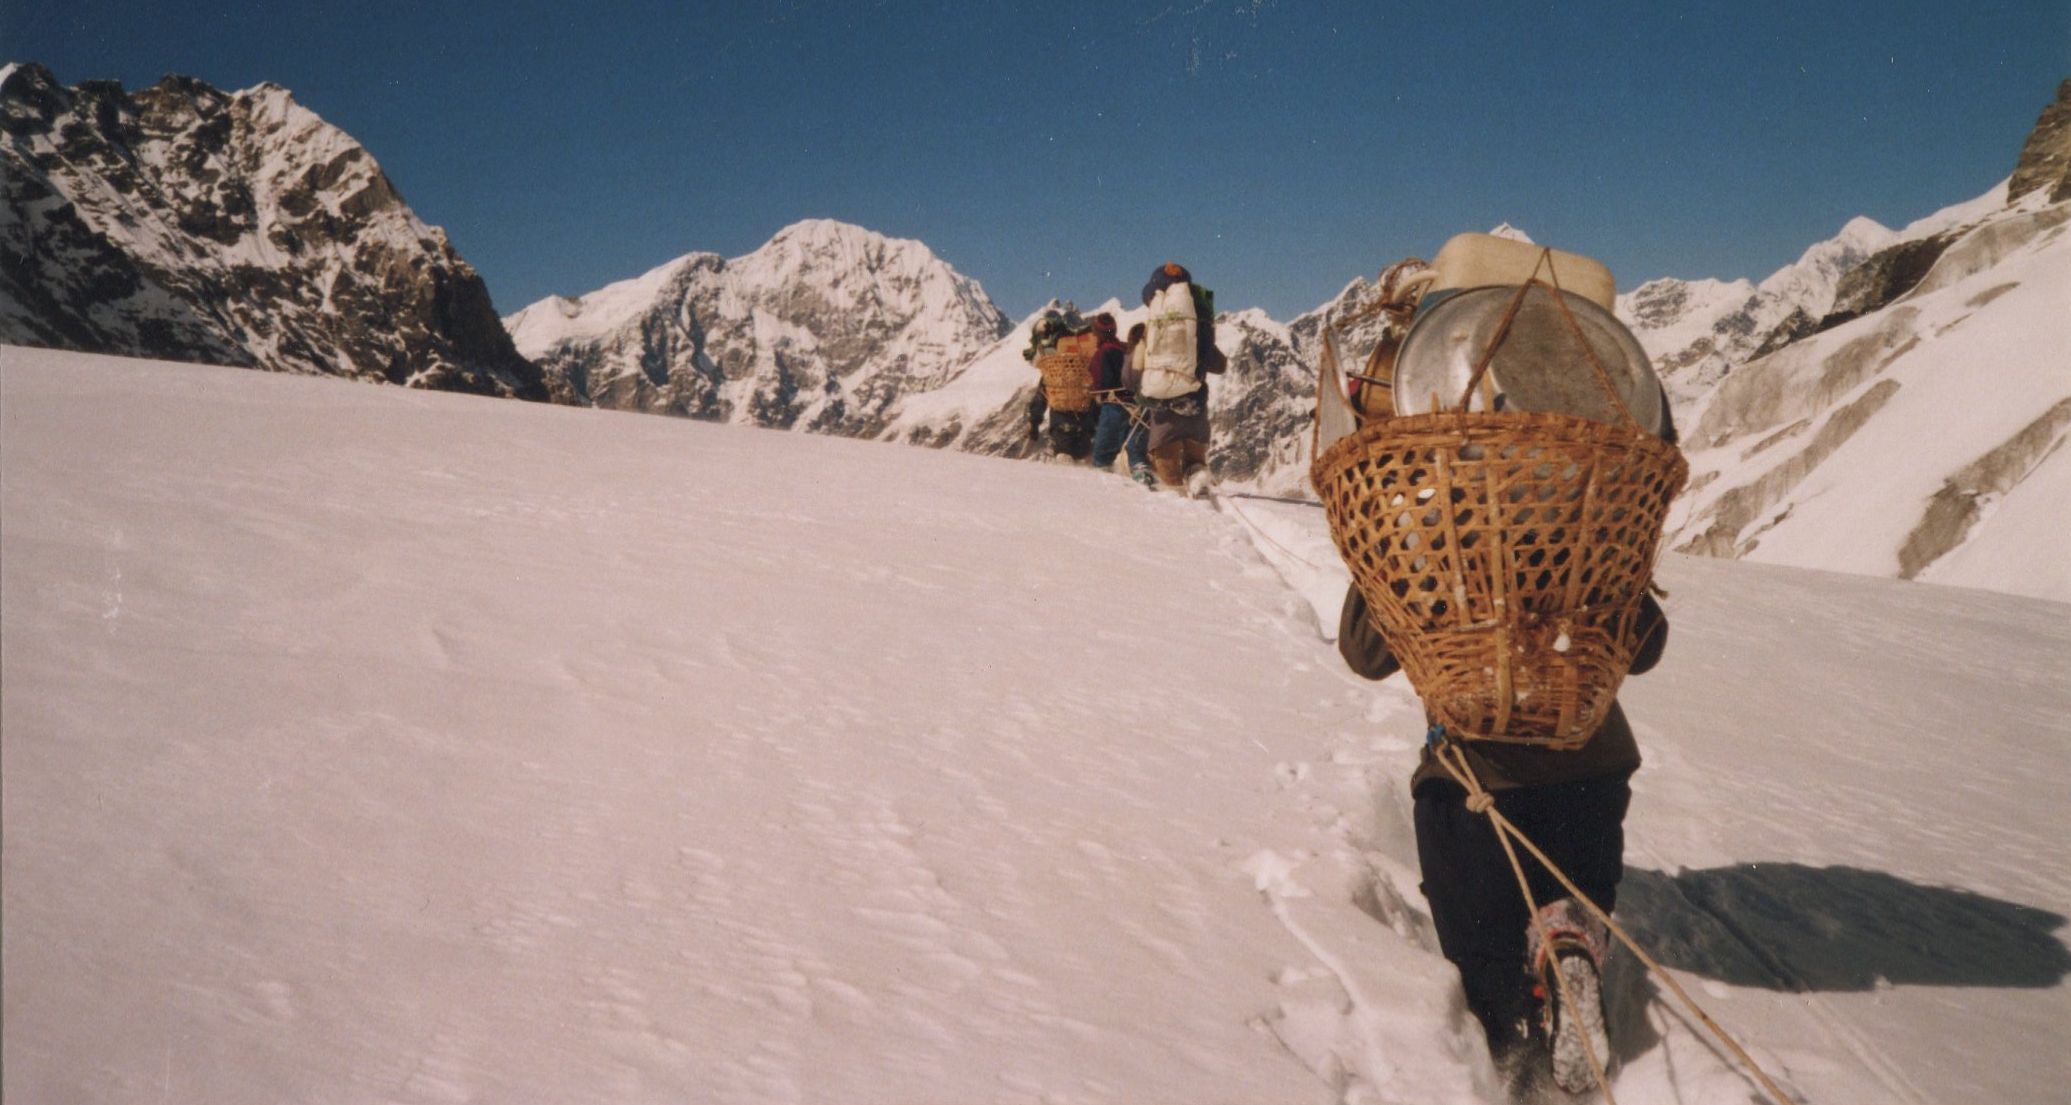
left=1391, top=286, right=1665, bottom=436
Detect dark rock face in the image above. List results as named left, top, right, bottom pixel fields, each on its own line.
left=1748, top=306, right=1822, bottom=361
left=0, top=63, right=547, bottom=400
left=1205, top=310, right=1317, bottom=488
left=1818, top=233, right=1959, bottom=330
left=2008, top=78, right=2071, bottom=205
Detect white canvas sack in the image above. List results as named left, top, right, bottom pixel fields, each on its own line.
left=1140, top=281, right=1200, bottom=400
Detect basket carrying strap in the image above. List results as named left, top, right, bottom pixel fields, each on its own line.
left=1455, top=249, right=1641, bottom=430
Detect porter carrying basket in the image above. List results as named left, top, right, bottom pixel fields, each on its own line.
left=1311, top=274, right=1687, bottom=748
left=1034, top=351, right=1094, bottom=413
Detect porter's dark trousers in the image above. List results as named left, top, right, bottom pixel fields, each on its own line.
left=1413, top=773, right=1632, bottom=1036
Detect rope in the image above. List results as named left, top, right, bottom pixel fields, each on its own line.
left=1429, top=735, right=1795, bottom=1105
left=1455, top=276, right=1538, bottom=411
left=1330, top=294, right=1403, bottom=333
left=1537, top=252, right=1640, bottom=429
left=1222, top=497, right=1333, bottom=574
left=1331, top=260, right=1433, bottom=332
left=1454, top=250, right=1642, bottom=430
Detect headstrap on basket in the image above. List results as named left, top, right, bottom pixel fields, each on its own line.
left=1453, top=249, right=1641, bottom=430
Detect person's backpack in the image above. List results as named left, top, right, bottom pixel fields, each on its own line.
left=1141, top=280, right=1203, bottom=399
left=1192, top=285, right=1226, bottom=375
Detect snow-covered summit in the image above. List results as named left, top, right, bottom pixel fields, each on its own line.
left=1613, top=214, right=1897, bottom=409
left=1753, top=214, right=1896, bottom=305
left=504, top=253, right=720, bottom=352
left=506, top=218, right=1009, bottom=433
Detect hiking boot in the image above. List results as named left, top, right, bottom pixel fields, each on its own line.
left=1529, top=899, right=1612, bottom=1094
left=1131, top=466, right=1158, bottom=489
left=1539, top=946, right=1610, bottom=1093
left=1472, top=975, right=1548, bottom=1100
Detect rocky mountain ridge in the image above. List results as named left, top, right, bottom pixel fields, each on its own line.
left=1614, top=216, right=1897, bottom=408
left=2008, top=78, right=2071, bottom=204
left=0, top=63, right=545, bottom=398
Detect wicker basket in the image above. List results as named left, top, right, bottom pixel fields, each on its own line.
left=1034, top=351, right=1094, bottom=413
left=1312, top=410, right=1686, bottom=747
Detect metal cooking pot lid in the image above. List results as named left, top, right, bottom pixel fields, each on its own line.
left=1392, top=286, right=1664, bottom=435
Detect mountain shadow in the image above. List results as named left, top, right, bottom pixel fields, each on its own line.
left=1615, top=863, right=2071, bottom=992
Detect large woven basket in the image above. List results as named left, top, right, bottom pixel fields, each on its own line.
left=1312, top=409, right=1686, bottom=747
left=1034, top=351, right=1094, bottom=413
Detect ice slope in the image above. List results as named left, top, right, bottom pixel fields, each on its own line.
left=5, top=346, right=2068, bottom=1105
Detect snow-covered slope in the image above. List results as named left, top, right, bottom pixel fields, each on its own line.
left=1666, top=189, right=2071, bottom=600
left=6, top=345, right=2068, bottom=1105
left=505, top=220, right=1010, bottom=433
left=1603, top=83, right=2071, bottom=599
left=0, top=64, right=546, bottom=399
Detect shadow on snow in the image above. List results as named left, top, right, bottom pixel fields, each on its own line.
left=1616, top=862, right=2071, bottom=992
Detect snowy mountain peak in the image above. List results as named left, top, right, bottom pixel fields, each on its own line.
left=758, top=218, right=902, bottom=269
left=1836, top=214, right=1893, bottom=244
left=1609, top=210, right=1907, bottom=410
left=508, top=219, right=1010, bottom=432
left=1754, top=215, right=1895, bottom=301
left=1488, top=223, right=1535, bottom=243
left=736, top=218, right=992, bottom=309
left=766, top=217, right=902, bottom=252
left=1670, top=189, right=2070, bottom=598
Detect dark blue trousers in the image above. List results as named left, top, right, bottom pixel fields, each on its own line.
left=1091, top=402, right=1148, bottom=472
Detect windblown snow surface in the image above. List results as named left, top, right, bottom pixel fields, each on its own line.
left=4, top=346, right=2068, bottom=1105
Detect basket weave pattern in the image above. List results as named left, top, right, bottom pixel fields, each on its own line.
left=1034, top=352, right=1094, bottom=413
left=1313, top=410, right=1687, bottom=747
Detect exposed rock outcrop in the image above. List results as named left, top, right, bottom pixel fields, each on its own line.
left=2008, top=78, right=2071, bottom=204
left=1818, top=233, right=1959, bottom=329
left=1898, top=398, right=2071, bottom=578
left=0, top=64, right=547, bottom=399
left=1676, top=379, right=1902, bottom=557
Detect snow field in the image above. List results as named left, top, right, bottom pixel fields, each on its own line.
left=4, top=346, right=2068, bottom=1104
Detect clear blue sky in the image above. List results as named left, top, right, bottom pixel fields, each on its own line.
left=9, top=1, right=2066, bottom=320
